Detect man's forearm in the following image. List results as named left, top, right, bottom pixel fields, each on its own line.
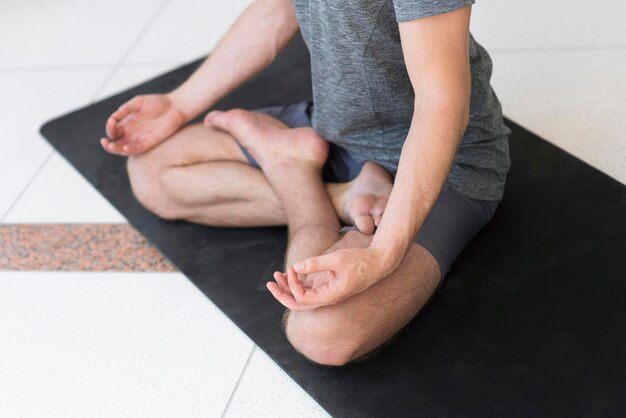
left=369, top=6, right=472, bottom=274
left=169, top=0, right=299, bottom=121
left=371, top=98, right=469, bottom=272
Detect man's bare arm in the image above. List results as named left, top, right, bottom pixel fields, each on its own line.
left=102, top=0, right=299, bottom=155
left=371, top=6, right=472, bottom=270
left=170, top=0, right=300, bottom=121
left=289, top=6, right=472, bottom=307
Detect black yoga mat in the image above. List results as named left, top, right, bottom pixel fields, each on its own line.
left=41, top=35, right=626, bottom=417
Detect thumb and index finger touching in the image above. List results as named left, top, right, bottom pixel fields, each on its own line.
left=106, top=97, right=143, bottom=140
left=101, top=97, right=145, bottom=155
left=292, top=252, right=342, bottom=276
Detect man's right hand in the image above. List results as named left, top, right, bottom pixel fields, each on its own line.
left=100, top=94, right=187, bottom=156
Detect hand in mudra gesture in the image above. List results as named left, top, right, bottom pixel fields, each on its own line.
left=101, top=94, right=187, bottom=155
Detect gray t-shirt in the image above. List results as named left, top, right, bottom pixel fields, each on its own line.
left=292, top=0, right=511, bottom=201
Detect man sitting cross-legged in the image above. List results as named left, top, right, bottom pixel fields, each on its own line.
left=122, top=106, right=444, bottom=366
left=101, top=0, right=509, bottom=366
left=203, top=109, right=442, bottom=365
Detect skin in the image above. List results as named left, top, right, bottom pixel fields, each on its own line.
left=101, top=0, right=473, bottom=365
left=287, top=8, right=472, bottom=308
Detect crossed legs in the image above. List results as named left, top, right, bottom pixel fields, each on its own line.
left=127, top=121, right=287, bottom=227
left=127, top=109, right=442, bottom=366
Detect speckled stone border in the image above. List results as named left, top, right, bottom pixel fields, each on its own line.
left=0, top=224, right=176, bottom=272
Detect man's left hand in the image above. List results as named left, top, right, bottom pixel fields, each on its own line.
left=266, top=246, right=393, bottom=311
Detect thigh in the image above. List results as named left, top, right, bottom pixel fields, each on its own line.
left=414, top=186, right=500, bottom=276
left=287, top=230, right=441, bottom=362
left=339, top=185, right=501, bottom=278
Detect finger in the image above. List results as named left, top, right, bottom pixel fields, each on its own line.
left=298, top=281, right=334, bottom=307
left=111, top=97, right=142, bottom=122
left=100, top=137, right=131, bottom=156
left=289, top=267, right=338, bottom=308
left=266, top=282, right=310, bottom=311
left=105, top=116, right=124, bottom=140
left=310, top=273, right=346, bottom=306
left=293, top=252, right=340, bottom=275
left=118, top=136, right=151, bottom=155
left=287, top=265, right=306, bottom=302
left=102, top=135, right=143, bottom=156
left=266, top=282, right=296, bottom=309
left=299, top=274, right=316, bottom=289
left=273, top=271, right=292, bottom=294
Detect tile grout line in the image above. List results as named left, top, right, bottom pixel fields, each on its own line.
left=0, top=152, right=54, bottom=223
left=0, top=63, right=118, bottom=73
left=89, top=0, right=173, bottom=100
left=1, top=0, right=172, bottom=224
left=221, top=345, right=257, bottom=418
left=0, top=60, right=183, bottom=74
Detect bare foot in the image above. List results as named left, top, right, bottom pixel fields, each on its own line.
left=204, top=109, right=329, bottom=171
left=328, top=162, right=393, bottom=235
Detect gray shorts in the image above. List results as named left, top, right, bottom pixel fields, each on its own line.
left=241, top=101, right=501, bottom=277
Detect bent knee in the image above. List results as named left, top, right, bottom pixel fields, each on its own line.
left=127, top=155, right=178, bottom=220
left=285, top=308, right=365, bottom=367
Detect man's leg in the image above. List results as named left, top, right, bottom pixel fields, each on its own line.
left=204, top=109, right=343, bottom=266
left=131, top=108, right=441, bottom=367
left=283, top=186, right=498, bottom=366
left=127, top=117, right=390, bottom=231
left=204, top=110, right=440, bottom=367
left=285, top=232, right=442, bottom=366
left=127, top=123, right=287, bottom=226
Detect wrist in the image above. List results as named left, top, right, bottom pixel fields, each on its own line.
left=369, top=240, right=405, bottom=276
left=166, top=89, right=203, bottom=124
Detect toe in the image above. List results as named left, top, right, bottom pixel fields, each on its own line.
left=203, top=110, right=224, bottom=126
left=370, top=198, right=387, bottom=227
left=354, top=214, right=376, bottom=235
left=348, top=196, right=376, bottom=234
left=206, top=109, right=260, bottom=144
left=371, top=196, right=388, bottom=215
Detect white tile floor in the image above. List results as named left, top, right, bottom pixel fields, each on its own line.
left=1, top=1, right=624, bottom=417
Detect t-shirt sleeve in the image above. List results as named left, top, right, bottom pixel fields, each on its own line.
left=392, top=0, right=475, bottom=23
